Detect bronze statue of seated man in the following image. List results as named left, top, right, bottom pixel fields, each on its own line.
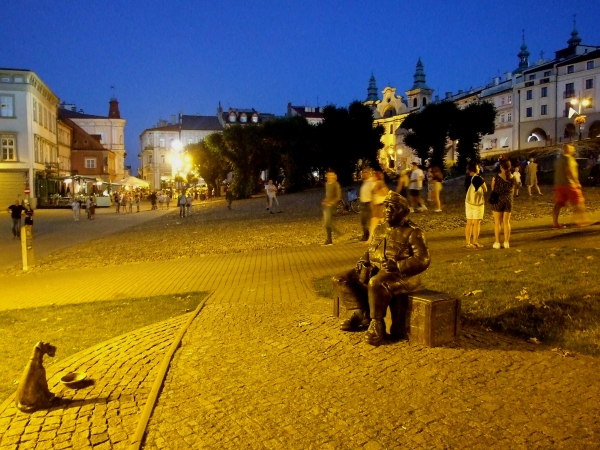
left=332, top=191, right=430, bottom=345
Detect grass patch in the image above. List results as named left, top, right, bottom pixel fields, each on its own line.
left=313, top=247, right=600, bottom=356
left=0, top=291, right=207, bottom=403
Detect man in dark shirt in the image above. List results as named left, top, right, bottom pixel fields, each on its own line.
left=7, top=199, right=25, bottom=239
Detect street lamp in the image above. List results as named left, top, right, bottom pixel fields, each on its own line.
left=569, top=94, right=591, bottom=141
left=170, top=139, right=183, bottom=186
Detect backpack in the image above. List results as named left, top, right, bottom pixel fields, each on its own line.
left=465, top=176, right=484, bottom=206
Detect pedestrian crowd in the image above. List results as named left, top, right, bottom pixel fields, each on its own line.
left=319, top=143, right=595, bottom=248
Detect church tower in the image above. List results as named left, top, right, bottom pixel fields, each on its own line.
left=364, top=74, right=380, bottom=113
left=405, top=58, right=433, bottom=112
left=513, top=31, right=530, bottom=75
left=108, top=97, right=121, bottom=119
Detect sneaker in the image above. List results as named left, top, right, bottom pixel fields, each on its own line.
left=493, top=242, right=501, bottom=249
left=503, top=242, right=510, bottom=249
left=321, top=240, right=333, bottom=246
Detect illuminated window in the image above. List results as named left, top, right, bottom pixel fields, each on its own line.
left=85, top=158, right=96, bottom=169
left=1, top=135, right=16, bottom=161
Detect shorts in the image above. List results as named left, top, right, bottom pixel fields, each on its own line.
left=432, top=181, right=442, bottom=192
left=409, top=189, right=421, bottom=197
left=465, top=203, right=484, bottom=220
left=554, top=185, right=584, bottom=207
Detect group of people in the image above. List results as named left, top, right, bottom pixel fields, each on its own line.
left=113, top=192, right=142, bottom=214
left=396, top=163, right=444, bottom=213
left=464, top=144, right=591, bottom=249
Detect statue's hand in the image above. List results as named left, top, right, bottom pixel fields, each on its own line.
left=382, top=259, right=399, bottom=272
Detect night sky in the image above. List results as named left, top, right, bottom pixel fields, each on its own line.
left=2, top=0, right=598, bottom=170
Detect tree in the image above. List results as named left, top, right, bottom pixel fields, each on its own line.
left=450, top=101, right=496, bottom=172
left=402, top=101, right=457, bottom=168
left=187, top=139, right=230, bottom=196
left=316, top=101, right=383, bottom=185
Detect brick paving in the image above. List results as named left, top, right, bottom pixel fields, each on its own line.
left=0, top=216, right=599, bottom=448
left=0, top=316, right=187, bottom=450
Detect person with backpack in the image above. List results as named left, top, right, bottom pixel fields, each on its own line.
left=464, top=161, right=487, bottom=249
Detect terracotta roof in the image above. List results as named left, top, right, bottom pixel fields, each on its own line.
left=59, top=107, right=108, bottom=120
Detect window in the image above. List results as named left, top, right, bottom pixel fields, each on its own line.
left=500, top=114, right=505, bottom=123
left=526, top=107, right=533, bottom=117
left=567, top=65, right=574, bottom=74
left=413, top=98, right=417, bottom=107
left=544, top=70, right=552, bottom=77
left=587, top=61, right=595, bottom=70
left=528, top=74, right=536, bottom=80
left=148, top=154, right=153, bottom=164
left=541, top=105, right=548, bottom=115
left=508, top=95, right=512, bottom=104
left=541, top=87, right=548, bottom=97
left=585, top=79, right=594, bottom=90
left=422, top=98, right=427, bottom=106
left=33, top=99, right=37, bottom=122
left=85, top=158, right=96, bottom=169
left=98, top=132, right=106, bottom=143
left=507, top=112, right=512, bottom=122
left=0, top=95, right=14, bottom=117
left=159, top=138, right=165, bottom=148
left=501, top=137, right=509, bottom=148
left=188, top=138, right=193, bottom=145
left=251, top=114, right=258, bottom=123
left=565, top=82, right=575, bottom=98
left=500, top=97, right=505, bottom=105
left=1, top=135, right=16, bottom=161
left=228, top=113, right=236, bottom=123
left=240, top=114, right=247, bottom=123
left=161, top=155, right=165, bottom=164
left=584, top=99, right=593, bottom=109
left=526, top=90, right=533, bottom=100
left=389, top=124, right=393, bottom=134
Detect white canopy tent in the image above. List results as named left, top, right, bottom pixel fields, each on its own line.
left=114, top=176, right=150, bottom=188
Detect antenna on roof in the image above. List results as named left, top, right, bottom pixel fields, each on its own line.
left=110, top=85, right=116, bottom=100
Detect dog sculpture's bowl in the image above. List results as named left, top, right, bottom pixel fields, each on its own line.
left=60, top=372, right=87, bottom=388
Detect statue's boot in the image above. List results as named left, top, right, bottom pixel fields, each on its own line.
left=340, top=310, right=370, bottom=331
left=364, top=319, right=385, bottom=345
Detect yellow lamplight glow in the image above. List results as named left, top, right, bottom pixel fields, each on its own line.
left=570, top=98, right=578, bottom=105
left=581, top=99, right=590, bottom=107
left=171, top=140, right=183, bottom=152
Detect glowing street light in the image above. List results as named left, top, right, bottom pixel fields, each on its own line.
left=569, top=94, right=591, bottom=141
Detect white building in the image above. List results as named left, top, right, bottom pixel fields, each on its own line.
left=139, top=114, right=222, bottom=190
left=0, top=68, right=59, bottom=208
left=59, top=98, right=127, bottom=179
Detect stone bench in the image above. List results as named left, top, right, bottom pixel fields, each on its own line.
left=333, top=289, right=461, bottom=347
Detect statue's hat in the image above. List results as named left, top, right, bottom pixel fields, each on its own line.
left=383, top=191, right=409, bottom=208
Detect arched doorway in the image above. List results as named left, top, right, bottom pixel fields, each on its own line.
left=588, top=121, right=600, bottom=139
left=527, top=128, right=547, bottom=142
left=564, top=123, right=576, bottom=140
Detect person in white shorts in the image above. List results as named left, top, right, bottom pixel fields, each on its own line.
left=464, top=161, right=487, bottom=248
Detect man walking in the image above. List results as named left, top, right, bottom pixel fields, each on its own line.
left=408, top=162, right=427, bottom=212
left=322, top=170, right=342, bottom=246
left=359, top=168, right=374, bottom=241
left=8, top=199, right=25, bottom=239
left=178, top=191, right=187, bottom=217
left=265, top=179, right=280, bottom=214
left=552, top=144, right=591, bottom=228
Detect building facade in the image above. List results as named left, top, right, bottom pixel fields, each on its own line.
left=59, top=98, right=127, bottom=180
left=139, top=114, right=222, bottom=190
left=0, top=68, right=59, bottom=208
left=286, top=103, right=325, bottom=125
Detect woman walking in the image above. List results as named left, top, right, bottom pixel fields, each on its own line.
left=491, top=159, right=517, bottom=249
left=464, top=161, right=487, bottom=248
left=525, top=157, right=542, bottom=196
left=430, top=166, right=444, bottom=212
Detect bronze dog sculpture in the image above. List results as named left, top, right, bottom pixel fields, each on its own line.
left=15, top=342, right=57, bottom=412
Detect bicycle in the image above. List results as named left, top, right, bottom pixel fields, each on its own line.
left=336, top=188, right=360, bottom=214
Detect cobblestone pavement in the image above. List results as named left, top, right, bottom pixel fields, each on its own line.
left=0, top=316, right=187, bottom=450
left=1, top=216, right=600, bottom=448
left=142, top=262, right=600, bottom=449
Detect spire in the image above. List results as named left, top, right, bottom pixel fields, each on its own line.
left=568, top=14, right=582, bottom=47
left=513, top=30, right=530, bottom=74
left=366, top=74, right=379, bottom=102
left=411, top=58, right=430, bottom=90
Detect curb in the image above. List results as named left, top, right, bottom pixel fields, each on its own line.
left=128, top=291, right=213, bottom=449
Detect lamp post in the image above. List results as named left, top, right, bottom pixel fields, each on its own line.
left=569, top=94, right=591, bottom=141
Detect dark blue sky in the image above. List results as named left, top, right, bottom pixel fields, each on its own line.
left=2, top=0, right=598, bottom=170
